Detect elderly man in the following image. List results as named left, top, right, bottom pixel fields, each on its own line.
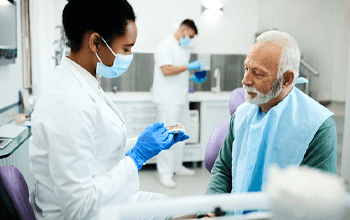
left=201, top=30, right=337, bottom=217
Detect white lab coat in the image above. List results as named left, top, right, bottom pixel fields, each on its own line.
left=152, top=35, right=191, bottom=178
left=152, top=35, right=191, bottom=105
left=29, top=57, right=167, bottom=220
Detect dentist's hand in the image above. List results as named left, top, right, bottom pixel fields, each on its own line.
left=188, top=60, right=202, bottom=70
left=126, top=121, right=174, bottom=170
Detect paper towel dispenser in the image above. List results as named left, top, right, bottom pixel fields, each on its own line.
left=0, top=0, right=17, bottom=65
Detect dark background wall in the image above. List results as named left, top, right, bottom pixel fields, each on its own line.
left=100, top=53, right=246, bottom=93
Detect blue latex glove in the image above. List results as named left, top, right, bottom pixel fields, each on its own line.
left=188, top=60, right=202, bottom=70
left=190, top=74, right=207, bottom=83
left=127, top=122, right=183, bottom=170
left=169, top=130, right=190, bottom=144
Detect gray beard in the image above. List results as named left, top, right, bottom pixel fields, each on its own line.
left=244, top=76, right=283, bottom=105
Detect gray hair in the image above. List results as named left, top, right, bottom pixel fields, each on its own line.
left=257, top=30, right=300, bottom=85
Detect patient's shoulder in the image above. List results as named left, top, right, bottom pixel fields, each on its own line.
left=318, top=116, right=336, bottom=131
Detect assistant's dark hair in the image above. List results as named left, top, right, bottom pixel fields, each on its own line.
left=63, top=0, right=136, bottom=52
left=181, top=19, right=198, bottom=35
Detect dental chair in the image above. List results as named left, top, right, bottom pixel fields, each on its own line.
left=0, top=165, right=36, bottom=220
left=205, top=87, right=246, bottom=172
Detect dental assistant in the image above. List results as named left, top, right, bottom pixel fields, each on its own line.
left=29, top=0, right=188, bottom=219
left=152, top=19, right=202, bottom=188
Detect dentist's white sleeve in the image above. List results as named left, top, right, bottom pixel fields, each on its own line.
left=45, top=95, right=139, bottom=219
left=124, top=136, right=139, bottom=155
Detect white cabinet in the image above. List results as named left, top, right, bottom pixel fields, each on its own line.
left=121, top=102, right=159, bottom=138
left=182, top=144, right=202, bottom=161
left=200, top=101, right=231, bottom=160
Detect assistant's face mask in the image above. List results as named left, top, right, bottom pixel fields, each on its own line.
left=95, top=37, right=133, bottom=78
left=179, top=29, right=191, bottom=46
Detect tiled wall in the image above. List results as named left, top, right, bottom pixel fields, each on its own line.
left=100, top=53, right=247, bottom=92
left=99, top=52, right=307, bottom=94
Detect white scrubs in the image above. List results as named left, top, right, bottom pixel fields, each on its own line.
left=29, top=57, right=169, bottom=220
left=152, top=35, right=191, bottom=178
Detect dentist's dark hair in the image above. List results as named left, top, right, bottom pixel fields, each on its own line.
left=63, top=0, right=136, bottom=52
left=181, top=19, right=198, bottom=35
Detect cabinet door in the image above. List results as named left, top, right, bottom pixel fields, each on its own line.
left=123, top=102, right=159, bottom=138
left=124, top=113, right=158, bottom=125
left=125, top=103, right=158, bottom=113
left=126, top=123, right=152, bottom=138
left=182, top=144, right=201, bottom=162
left=200, top=102, right=231, bottom=160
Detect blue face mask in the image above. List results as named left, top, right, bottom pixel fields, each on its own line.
left=179, top=35, right=191, bottom=47
left=95, top=37, right=133, bottom=78
left=179, top=28, right=191, bottom=46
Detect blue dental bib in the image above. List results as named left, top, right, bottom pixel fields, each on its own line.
left=231, top=87, right=333, bottom=214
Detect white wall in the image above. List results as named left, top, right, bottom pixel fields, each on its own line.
left=332, top=0, right=350, bottom=102
left=128, top=0, right=259, bottom=54
left=342, top=36, right=350, bottom=183
left=53, top=0, right=67, bottom=51
left=257, top=0, right=349, bottom=102
left=0, top=0, right=23, bottom=109
left=30, top=0, right=56, bottom=98
left=341, top=0, right=350, bottom=184
left=50, top=0, right=259, bottom=55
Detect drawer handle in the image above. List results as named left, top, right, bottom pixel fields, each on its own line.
left=184, top=152, right=194, bottom=156
left=132, top=106, right=157, bottom=111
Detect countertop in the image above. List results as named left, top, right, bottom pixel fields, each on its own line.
left=0, top=124, right=30, bottom=158
left=106, top=91, right=232, bottom=103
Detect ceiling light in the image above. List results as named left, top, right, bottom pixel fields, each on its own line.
left=0, top=0, right=11, bottom=6
left=202, top=0, right=224, bottom=12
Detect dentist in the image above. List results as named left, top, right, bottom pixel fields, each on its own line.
left=29, top=0, right=188, bottom=219
left=152, top=19, right=201, bottom=188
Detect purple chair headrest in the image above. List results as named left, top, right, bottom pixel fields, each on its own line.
left=229, top=88, right=246, bottom=116
left=0, top=165, right=35, bottom=220
left=205, top=120, right=230, bottom=172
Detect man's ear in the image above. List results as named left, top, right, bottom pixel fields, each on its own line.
left=89, top=33, right=101, bottom=53
left=282, top=70, right=294, bottom=87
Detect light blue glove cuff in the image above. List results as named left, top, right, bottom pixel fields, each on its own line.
left=190, top=74, right=197, bottom=82
left=188, top=61, right=201, bottom=70
left=198, top=77, right=207, bottom=83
